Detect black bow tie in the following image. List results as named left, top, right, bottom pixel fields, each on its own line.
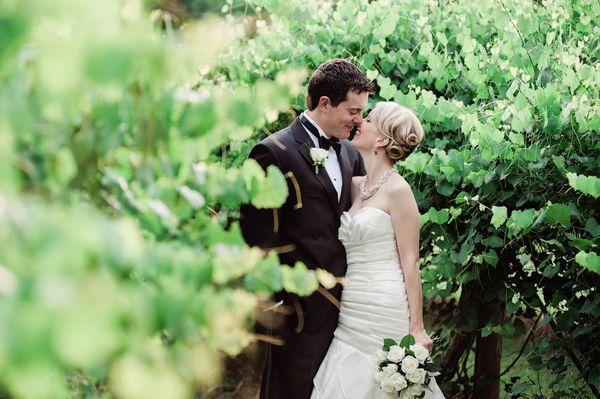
left=318, top=135, right=341, bottom=154
left=300, top=114, right=342, bottom=155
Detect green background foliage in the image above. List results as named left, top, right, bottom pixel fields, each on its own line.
left=0, top=0, right=598, bottom=398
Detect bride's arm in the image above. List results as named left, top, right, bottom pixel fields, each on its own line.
left=388, top=179, right=433, bottom=351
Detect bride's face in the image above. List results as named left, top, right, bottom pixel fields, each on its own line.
left=351, top=113, right=381, bottom=151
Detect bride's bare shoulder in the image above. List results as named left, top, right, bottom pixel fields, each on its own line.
left=387, top=171, right=410, bottom=190
left=385, top=172, right=416, bottom=201
left=386, top=174, right=418, bottom=217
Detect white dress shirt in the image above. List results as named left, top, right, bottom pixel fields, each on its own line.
left=302, top=111, right=343, bottom=201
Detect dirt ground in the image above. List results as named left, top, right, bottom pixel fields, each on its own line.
left=200, top=342, right=263, bottom=399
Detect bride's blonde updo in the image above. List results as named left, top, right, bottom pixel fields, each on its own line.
left=369, top=102, right=424, bottom=163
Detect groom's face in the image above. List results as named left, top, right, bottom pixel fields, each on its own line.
left=321, top=91, right=369, bottom=140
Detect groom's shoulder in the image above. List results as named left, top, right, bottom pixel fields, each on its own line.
left=340, top=139, right=354, bottom=151
left=341, top=139, right=360, bottom=158
left=255, top=123, right=296, bottom=151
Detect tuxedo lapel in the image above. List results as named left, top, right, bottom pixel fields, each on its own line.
left=292, top=117, right=339, bottom=213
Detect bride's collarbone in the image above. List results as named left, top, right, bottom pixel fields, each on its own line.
left=347, top=199, right=390, bottom=217
left=349, top=188, right=393, bottom=216
left=350, top=174, right=398, bottom=213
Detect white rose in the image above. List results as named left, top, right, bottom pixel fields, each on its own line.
left=380, top=376, right=396, bottom=393
left=401, top=355, right=419, bottom=374
left=370, top=355, right=380, bottom=369
left=406, top=368, right=427, bottom=384
left=407, top=384, right=426, bottom=395
left=373, top=370, right=384, bottom=384
left=371, top=358, right=379, bottom=370
left=409, top=344, right=430, bottom=363
left=387, top=345, right=406, bottom=363
left=382, top=363, right=398, bottom=376
left=309, top=147, right=328, bottom=162
left=389, top=372, right=408, bottom=391
left=374, top=348, right=387, bottom=363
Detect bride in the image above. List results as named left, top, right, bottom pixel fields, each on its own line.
left=311, top=102, right=445, bottom=398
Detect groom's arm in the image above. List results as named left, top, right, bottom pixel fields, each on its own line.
left=239, top=143, right=282, bottom=250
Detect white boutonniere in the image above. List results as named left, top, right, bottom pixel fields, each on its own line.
left=309, top=147, right=328, bottom=174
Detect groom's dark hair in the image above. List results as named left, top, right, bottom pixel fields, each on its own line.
left=306, top=59, right=375, bottom=110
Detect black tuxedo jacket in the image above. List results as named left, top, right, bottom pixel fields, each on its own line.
left=240, top=116, right=365, bottom=399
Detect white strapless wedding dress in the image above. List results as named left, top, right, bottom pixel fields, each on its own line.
left=310, top=207, right=445, bottom=399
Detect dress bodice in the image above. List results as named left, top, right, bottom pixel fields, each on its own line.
left=338, top=207, right=399, bottom=266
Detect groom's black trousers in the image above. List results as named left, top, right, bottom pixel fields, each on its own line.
left=259, top=300, right=340, bottom=399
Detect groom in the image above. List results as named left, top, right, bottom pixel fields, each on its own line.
left=240, top=59, right=374, bottom=399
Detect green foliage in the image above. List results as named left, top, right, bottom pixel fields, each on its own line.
left=383, top=338, right=397, bottom=352
left=576, top=251, right=600, bottom=275
left=212, top=0, right=599, bottom=395
left=567, top=172, right=600, bottom=198
left=1, top=0, right=599, bottom=397
left=491, top=206, right=508, bottom=229
left=282, top=262, right=319, bottom=297
left=399, top=334, right=416, bottom=349
left=250, top=164, right=289, bottom=208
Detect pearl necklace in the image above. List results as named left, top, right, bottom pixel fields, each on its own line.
left=359, top=169, right=397, bottom=201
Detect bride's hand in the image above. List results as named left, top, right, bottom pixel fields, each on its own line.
left=411, top=329, right=433, bottom=353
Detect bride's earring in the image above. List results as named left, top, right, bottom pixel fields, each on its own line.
left=374, top=150, right=378, bottom=155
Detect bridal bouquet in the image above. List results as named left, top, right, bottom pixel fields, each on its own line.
left=373, top=334, right=440, bottom=398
